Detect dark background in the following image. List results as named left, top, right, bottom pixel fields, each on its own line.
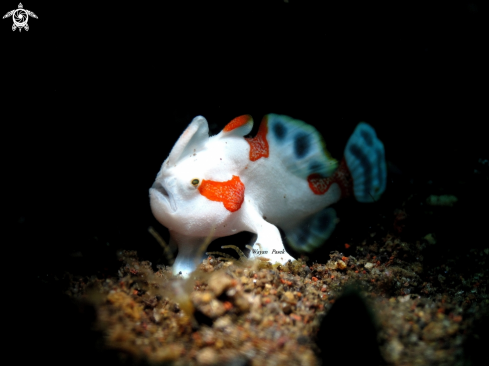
left=3, top=1, right=486, bottom=364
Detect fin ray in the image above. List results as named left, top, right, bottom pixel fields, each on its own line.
left=219, top=115, right=253, bottom=137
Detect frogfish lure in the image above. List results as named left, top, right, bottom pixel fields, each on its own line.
left=150, top=114, right=386, bottom=276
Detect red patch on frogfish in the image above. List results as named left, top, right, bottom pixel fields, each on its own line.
left=307, top=158, right=353, bottom=198
left=223, top=115, right=252, bottom=132
left=198, top=175, right=245, bottom=212
left=245, top=116, right=269, bottom=161
left=307, top=174, right=335, bottom=195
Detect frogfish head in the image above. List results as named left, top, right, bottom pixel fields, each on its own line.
left=149, top=116, right=236, bottom=236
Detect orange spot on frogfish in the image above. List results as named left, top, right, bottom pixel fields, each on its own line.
left=307, top=173, right=334, bottom=195
left=307, top=158, right=353, bottom=197
left=245, top=116, right=269, bottom=161
left=198, top=175, right=245, bottom=212
left=223, top=115, right=252, bottom=132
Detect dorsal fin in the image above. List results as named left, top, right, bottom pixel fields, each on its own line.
left=168, top=116, right=209, bottom=165
left=218, top=115, right=254, bottom=137
left=265, top=114, right=338, bottom=178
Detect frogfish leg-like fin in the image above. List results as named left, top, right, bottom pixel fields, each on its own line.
left=241, top=205, right=296, bottom=264
left=170, top=231, right=211, bottom=277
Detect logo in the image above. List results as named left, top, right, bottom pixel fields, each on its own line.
left=3, top=3, right=37, bottom=32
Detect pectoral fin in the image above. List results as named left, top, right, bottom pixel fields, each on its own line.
left=241, top=205, right=295, bottom=264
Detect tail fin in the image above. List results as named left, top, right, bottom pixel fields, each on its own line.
left=344, top=123, right=386, bottom=202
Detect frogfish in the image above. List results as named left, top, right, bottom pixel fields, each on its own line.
left=150, top=114, right=386, bottom=276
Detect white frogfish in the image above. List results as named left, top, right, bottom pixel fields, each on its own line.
left=150, top=114, right=386, bottom=276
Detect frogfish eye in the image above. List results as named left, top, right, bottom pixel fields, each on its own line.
left=191, top=178, right=200, bottom=186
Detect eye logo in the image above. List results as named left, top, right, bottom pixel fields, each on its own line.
left=3, top=3, right=38, bottom=32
